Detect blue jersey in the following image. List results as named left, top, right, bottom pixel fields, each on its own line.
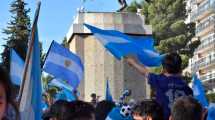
left=148, top=73, right=193, bottom=120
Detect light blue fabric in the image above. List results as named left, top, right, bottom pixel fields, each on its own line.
left=106, top=80, right=113, bottom=101
left=19, top=3, right=42, bottom=119
left=84, top=23, right=143, bottom=60
left=192, top=74, right=209, bottom=108
left=137, top=50, right=165, bottom=67
left=10, top=49, right=24, bottom=86
left=55, top=89, right=76, bottom=102
left=84, top=23, right=163, bottom=67
left=49, top=78, right=77, bottom=101
left=42, top=101, right=48, bottom=111
left=106, top=107, right=133, bottom=120
left=207, top=103, right=215, bottom=120
left=19, top=24, right=42, bottom=120
left=31, top=26, right=42, bottom=120
left=50, top=79, right=74, bottom=92
left=43, top=41, right=84, bottom=89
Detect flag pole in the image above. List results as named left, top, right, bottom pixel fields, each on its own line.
left=41, top=40, right=54, bottom=68
left=18, top=1, right=41, bottom=103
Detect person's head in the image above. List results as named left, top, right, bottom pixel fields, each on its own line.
left=47, top=100, right=71, bottom=120
left=91, top=93, right=96, bottom=100
left=69, top=100, right=95, bottom=120
left=133, top=99, right=164, bottom=120
left=0, top=65, right=18, bottom=120
left=95, top=100, right=116, bottom=120
left=162, top=52, right=182, bottom=74
left=170, top=96, right=203, bottom=120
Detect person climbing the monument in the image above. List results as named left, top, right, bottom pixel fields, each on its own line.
left=126, top=52, right=193, bottom=120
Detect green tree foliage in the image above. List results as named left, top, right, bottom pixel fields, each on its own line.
left=206, top=93, right=215, bottom=103
left=126, top=1, right=142, bottom=12
left=1, top=0, right=31, bottom=71
left=42, top=75, right=60, bottom=98
left=127, top=0, right=200, bottom=69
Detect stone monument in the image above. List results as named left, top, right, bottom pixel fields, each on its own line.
left=67, top=12, right=152, bottom=101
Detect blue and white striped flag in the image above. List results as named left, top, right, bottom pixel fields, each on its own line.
left=43, top=41, right=84, bottom=89
left=84, top=23, right=163, bottom=67
left=50, top=79, right=74, bottom=92
left=10, top=49, right=24, bottom=86
left=84, top=23, right=143, bottom=60
left=19, top=2, right=42, bottom=120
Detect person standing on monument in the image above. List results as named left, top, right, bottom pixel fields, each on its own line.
left=117, top=0, right=127, bottom=12
left=126, top=52, right=193, bottom=120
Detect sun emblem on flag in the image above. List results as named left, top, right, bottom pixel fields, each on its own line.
left=64, top=60, right=72, bottom=67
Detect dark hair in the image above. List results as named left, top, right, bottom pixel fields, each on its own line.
left=171, top=96, right=202, bottom=120
left=134, top=99, right=164, bottom=120
left=0, top=65, right=19, bottom=120
left=69, top=100, right=95, bottom=120
left=91, top=93, right=96, bottom=98
left=48, top=100, right=71, bottom=120
left=95, top=100, right=116, bottom=120
left=162, top=52, right=182, bottom=74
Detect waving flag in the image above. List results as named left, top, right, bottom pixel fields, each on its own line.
left=84, top=23, right=143, bottom=60
left=49, top=79, right=74, bottom=92
left=19, top=2, right=42, bottom=120
left=192, top=74, right=208, bottom=108
left=137, top=50, right=165, bottom=67
left=105, top=80, right=113, bottom=101
left=10, top=49, right=24, bottom=86
left=131, top=36, right=164, bottom=67
left=55, top=88, right=76, bottom=102
left=207, top=103, right=215, bottom=120
left=43, top=41, right=84, bottom=89
left=84, top=23, right=163, bottom=67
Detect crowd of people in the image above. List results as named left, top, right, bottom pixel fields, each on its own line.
left=41, top=96, right=208, bottom=120
left=0, top=52, right=214, bottom=120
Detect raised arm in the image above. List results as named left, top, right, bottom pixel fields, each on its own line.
left=125, top=57, right=149, bottom=77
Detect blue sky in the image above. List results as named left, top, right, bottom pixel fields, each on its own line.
left=0, top=0, right=138, bottom=57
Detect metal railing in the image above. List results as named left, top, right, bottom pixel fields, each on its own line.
left=197, top=0, right=215, bottom=17
left=196, top=35, right=215, bottom=50
left=190, top=0, right=215, bottom=21
left=191, top=57, right=215, bottom=69
left=200, top=73, right=215, bottom=81
left=196, top=15, right=215, bottom=34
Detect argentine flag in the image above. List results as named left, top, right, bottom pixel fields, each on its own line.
left=19, top=2, right=42, bottom=120
left=50, top=79, right=74, bottom=92
left=84, top=23, right=163, bottom=67
left=10, top=49, right=24, bottom=86
left=43, top=41, right=84, bottom=89
left=84, top=23, right=143, bottom=60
